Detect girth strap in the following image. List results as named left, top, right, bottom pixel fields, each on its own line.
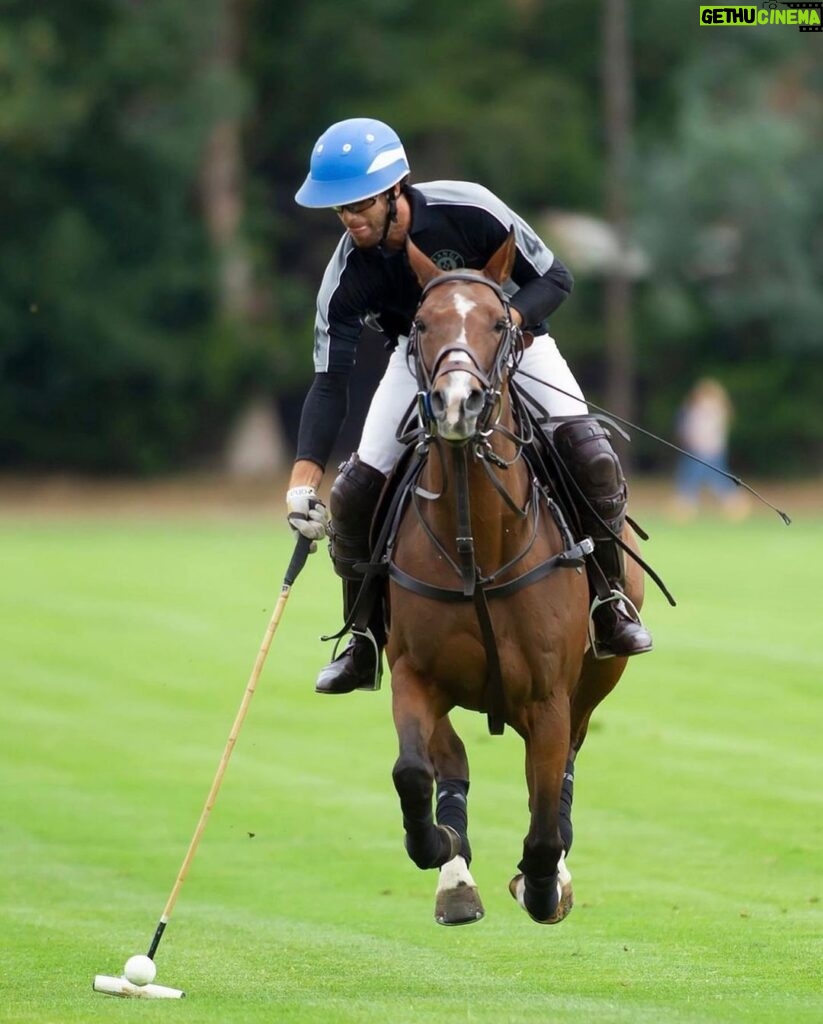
left=387, top=540, right=592, bottom=604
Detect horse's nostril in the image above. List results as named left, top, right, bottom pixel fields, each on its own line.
left=465, top=389, right=485, bottom=415
left=430, top=391, right=446, bottom=417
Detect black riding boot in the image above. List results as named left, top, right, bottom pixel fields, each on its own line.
left=553, top=418, right=652, bottom=658
left=315, top=578, right=386, bottom=694
left=314, top=455, right=388, bottom=695
left=588, top=536, right=653, bottom=657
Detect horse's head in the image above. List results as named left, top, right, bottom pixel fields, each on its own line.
left=407, top=231, right=520, bottom=443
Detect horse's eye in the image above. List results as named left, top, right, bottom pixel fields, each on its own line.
left=414, top=319, right=427, bottom=334
left=494, top=319, right=508, bottom=333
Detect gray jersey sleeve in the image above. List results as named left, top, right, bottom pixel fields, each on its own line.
left=312, top=236, right=363, bottom=374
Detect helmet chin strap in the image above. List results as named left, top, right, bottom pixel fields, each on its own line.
left=379, top=190, right=398, bottom=247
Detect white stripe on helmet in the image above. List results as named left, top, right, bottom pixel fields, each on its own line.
left=366, top=146, right=407, bottom=175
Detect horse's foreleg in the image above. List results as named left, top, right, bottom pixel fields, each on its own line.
left=429, top=716, right=484, bottom=925
left=509, top=697, right=573, bottom=924
left=392, top=664, right=460, bottom=871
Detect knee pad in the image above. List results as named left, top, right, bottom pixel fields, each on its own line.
left=553, top=417, right=627, bottom=529
left=329, top=454, right=387, bottom=579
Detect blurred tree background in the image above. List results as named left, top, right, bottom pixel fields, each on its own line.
left=1, top=0, right=821, bottom=475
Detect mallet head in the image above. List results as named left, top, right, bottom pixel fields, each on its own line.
left=92, top=975, right=185, bottom=999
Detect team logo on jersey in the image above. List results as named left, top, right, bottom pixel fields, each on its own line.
left=431, top=249, right=465, bottom=271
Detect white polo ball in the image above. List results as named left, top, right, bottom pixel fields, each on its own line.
left=124, top=954, right=156, bottom=986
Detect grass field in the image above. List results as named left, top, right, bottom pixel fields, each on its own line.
left=2, top=488, right=821, bottom=1023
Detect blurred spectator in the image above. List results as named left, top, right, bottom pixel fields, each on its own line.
left=671, top=378, right=750, bottom=521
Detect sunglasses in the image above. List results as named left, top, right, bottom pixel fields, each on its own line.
left=332, top=195, right=380, bottom=215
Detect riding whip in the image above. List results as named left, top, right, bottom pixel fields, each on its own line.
left=515, top=369, right=792, bottom=525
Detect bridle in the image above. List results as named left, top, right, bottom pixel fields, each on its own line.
left=407, top=272, right=525, bottom=441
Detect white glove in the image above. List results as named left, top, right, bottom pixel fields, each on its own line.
left=286, top=486, right=329, bottom=550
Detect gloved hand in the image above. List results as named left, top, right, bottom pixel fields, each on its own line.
left=286, top=486, right=329, bottom=552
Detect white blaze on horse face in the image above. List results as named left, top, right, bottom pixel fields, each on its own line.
left=432, top=292, right=482, bottom=440
left=453, top=293, right=476, bottom=322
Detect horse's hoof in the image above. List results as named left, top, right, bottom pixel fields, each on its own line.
left=435, top=854, right=485, bottom=926
left=508, top=859, right=574, bottom=925
left=435, top=883, right=485, bottom=926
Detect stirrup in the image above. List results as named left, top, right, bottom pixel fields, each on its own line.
left=328, top=627, right=383, bottom=691
left=587, top=589, right=644, bottom=661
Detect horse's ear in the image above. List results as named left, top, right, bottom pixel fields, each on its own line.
left=483, top=228, right=517, bottom=285
left=406, top=238, right=442, bottom=288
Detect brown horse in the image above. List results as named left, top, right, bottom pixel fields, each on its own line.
left=385, top=231, right=645, bottom=925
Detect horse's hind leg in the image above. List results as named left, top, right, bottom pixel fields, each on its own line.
left=509, top=697, right=573, bottom=924
left=430, top=716, right=484, bottom=926
left=391, top=662, right=460, bottom=872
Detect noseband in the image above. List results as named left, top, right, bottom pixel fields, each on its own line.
left=407, top=272, right=523, bottom=436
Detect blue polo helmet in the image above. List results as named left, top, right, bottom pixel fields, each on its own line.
left=295, top=118, right=410, bottom=209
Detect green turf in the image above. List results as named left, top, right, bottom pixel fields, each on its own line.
left=1, top=504, right=821, bottom=1023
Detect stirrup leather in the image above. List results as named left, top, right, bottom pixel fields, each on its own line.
left=587, top=590, right=645, bottom=661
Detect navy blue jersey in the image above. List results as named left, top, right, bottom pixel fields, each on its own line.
left=297, top=181, right=573, bottom=468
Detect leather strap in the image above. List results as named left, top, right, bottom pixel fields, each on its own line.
left=387, top=541, right=591, bottom=604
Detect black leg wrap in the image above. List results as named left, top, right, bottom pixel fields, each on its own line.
left=518, top=835, right=564, bottom=884
left=518, top=835, right=563, bottom=921
left=394, top=761, right=451, bottom=869
left=436, top=779, right=472, bottom=865
left=558, top=757, right=574, bottom=856
left=394, top=761, right=433, bottom=830
left=522, top=872, right=560, bottom=923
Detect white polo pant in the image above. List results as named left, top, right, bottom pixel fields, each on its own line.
left=358, top=334, right=588, bottom=474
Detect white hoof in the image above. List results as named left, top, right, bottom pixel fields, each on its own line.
left=435, top=855, right=485, bottom=926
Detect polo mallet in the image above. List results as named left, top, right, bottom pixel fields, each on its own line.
left=93, top=534, right=314, bottom=999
